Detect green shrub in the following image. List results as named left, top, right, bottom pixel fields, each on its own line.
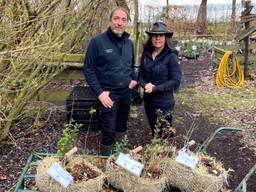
left=113, top=135, right=129, bottom=157
left=57, top=119, right=82, bottom=157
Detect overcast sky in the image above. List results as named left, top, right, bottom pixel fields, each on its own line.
left=140, top=0, right=256, bottom=6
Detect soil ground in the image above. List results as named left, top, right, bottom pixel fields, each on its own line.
left=0, top=51, right=255, bottom=192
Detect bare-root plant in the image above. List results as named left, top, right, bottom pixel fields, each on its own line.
left=182, top=111, right=199, bottom=147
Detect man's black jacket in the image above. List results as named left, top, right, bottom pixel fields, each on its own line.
left=84, top=27, right=135, bottom=97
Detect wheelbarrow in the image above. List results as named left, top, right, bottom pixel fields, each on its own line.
left=195, top=127, right=255, bottom=192
left=235, top=164, right=256, bottom=192
left=196, top=127, right=243, bottom=152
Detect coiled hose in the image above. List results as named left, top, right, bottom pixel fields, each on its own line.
left=216, top=51, right=244, bottom=88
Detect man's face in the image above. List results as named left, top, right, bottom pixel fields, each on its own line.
left=109, top=9, right=128, bottom=37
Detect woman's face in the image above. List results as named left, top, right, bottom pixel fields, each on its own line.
left=151, top=34, right=165, bottom=49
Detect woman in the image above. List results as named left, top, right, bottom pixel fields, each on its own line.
left=139, top=22, right=182, bottom=137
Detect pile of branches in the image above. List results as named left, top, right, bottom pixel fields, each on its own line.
left=0, top=0, right=117, bottom=142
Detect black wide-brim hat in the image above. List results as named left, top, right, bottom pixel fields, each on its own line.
left=146, top=22, right=173, bottom=38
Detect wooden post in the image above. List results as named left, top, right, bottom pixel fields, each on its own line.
left=238, top=0, right=256, bottom=77
left=243, top=0, right=251, bottom=78
left=239, top=0, right=256, bottom=77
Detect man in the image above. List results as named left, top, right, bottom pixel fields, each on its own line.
left=84, top=7, right=137, bottom=156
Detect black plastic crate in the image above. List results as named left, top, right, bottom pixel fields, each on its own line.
left=66, top=86, right=101, bottom=131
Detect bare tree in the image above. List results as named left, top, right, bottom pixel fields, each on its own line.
left=229, top=0, right=237, bottom=32
left=0, top=0, right=116, bottom=142
left=195, top=0, right=207, bottom=34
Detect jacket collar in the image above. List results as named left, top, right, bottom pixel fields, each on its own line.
left=107, top=27, right=129, bottom=42
left=144, top=45, right=171, bottom=60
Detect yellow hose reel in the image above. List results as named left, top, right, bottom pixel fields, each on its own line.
left=216, top=51, right=244, bottom=88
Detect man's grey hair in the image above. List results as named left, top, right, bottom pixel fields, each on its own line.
left=109, top=7, right=130, bottom=21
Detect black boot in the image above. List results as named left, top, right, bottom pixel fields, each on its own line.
left=100, top=144, right=113, bottom=157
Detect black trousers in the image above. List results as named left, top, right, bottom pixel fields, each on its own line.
left=99, top=88, right=131, bottom=146
left=144, top=102, right=173, bottom=137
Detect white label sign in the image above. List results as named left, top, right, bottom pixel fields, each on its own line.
left=176, top=150, right=198, bottom=169
left=115, top=153, right=144, bottom=177
left=47, top=162, right=73, bottom=188
left=192, top=45, right=197, bottom=50
left=175, top=46, right=181, bottom=51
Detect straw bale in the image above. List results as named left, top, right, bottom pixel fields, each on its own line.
left=106, top=155, right=168, bottom=192
left=142, top=142, right=176, bottom=162
left=36, top=156, right=105, bottom=192
left=161, top=155, right=227, bottom=192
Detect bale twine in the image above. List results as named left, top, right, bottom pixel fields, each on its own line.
left=161, top=154, right=227, bottom=192
left=36, top=156, right=105, bottom=192
left=105, top=155, right=168, bottom=192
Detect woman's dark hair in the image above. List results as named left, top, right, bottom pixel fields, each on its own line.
left=144, top=36, right=174, bottom=52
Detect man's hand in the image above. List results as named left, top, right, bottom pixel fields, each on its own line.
left=145, top=82, right=155, bottom=93
left=98, top=91, right=113, bottom=108
left=129, top=80, right=137, bottom=89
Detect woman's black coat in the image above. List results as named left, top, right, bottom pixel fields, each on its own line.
left=139, top=43, right=182, bottom=107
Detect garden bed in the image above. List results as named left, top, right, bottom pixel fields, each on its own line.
left=0, top=51, right=255, bottom=192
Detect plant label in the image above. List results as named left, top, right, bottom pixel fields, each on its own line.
left=176, top=150, right=198, bottom=169
left=175, top=46, right=181, bottom=51
left=115, top=153, right=144, bottom=177
left=47, top=162, right=73, bottom=188
left=192, top=45, right=197, bottom=50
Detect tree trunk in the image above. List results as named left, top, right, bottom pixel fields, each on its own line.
left=134, top=0, right=139, bottom=66
left=229, top=0, right=236, bottom=33
left=166, top=0, right=169, bottom=21
left=195, top=0, right=207, bottom=34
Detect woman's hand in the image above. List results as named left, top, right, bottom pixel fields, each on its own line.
left=129, top=80, right=138, bottom=89
left=145, top=83, right=155, bottom=93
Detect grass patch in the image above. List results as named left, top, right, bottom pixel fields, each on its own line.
left=176, top=86, right=256, bottom=125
